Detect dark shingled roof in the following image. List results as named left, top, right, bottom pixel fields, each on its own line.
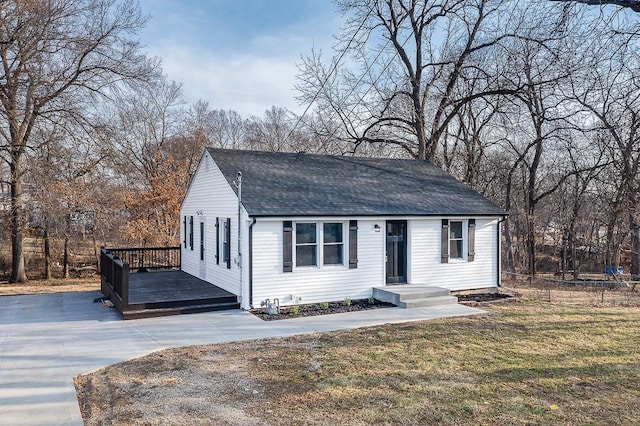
left=207, top=148, right=506, bottom=217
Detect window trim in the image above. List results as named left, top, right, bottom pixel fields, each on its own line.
left=294, top=222, right=318, bottom=268
left=292, top=221, right=348, bottom=269
left=322, top=222, right=345, bottom=266
left=449, top=220, right=464, bottom=260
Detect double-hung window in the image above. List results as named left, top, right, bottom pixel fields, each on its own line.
left=323, top=222, right=344, bottom=265
left=449, top=221, right=464, bottom=259
left=284, top=220, right=356, bottom=271
left=295, top=223, right=317, bottom=267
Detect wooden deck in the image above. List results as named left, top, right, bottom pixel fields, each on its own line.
left=103, top=270, right=240, bottom=319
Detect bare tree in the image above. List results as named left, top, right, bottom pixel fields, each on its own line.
left=186, top=102, right=247, bottom=150
left=0, top=0, right=157, bottom=282
left=245, top=106, right=307, bottom=152
left=297, top=0, right=526, bottom=161
left=108, top=79, right=183, bottom=187
left=570, top=49, right=640, bottom=277
left=550, top=0, right=640, bottom=12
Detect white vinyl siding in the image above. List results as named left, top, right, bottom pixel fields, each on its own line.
left=409, top=218, right=498, bottom=291
left=252, top=219, right=384, bottom=306
left=180, top=151, right=243, bottom=297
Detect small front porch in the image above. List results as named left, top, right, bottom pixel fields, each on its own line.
left=100, top=247, right=239, bottom=319
left=373, top=285, right=458, bottom=308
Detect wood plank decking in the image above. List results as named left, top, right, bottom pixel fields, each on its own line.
left=105, top=270, right=240, bottom=319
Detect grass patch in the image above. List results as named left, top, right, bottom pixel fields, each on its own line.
left=76, top=301, right=640, bottom=425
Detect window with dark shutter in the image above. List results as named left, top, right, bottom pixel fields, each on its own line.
left=441, top=219, right=449, bottom=263
left=349, top=220, right=358, bottom=269
left=189, top=216, right=194, bottom=250
left=215, top=217, right=220, bottom=265
left=283, top=221, right=293, bottom=272
left=468, top=219, right=476, bottom=262
left=199, top=221, right=205, bottom=261
left=183, top=216, right=187, bottom=248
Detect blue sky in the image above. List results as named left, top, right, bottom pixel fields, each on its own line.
left=137, top=0, right=342, bottom=117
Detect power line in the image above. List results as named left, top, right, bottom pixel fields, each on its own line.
left=283, top=4, right=375, bottom=144
left=316, top=30, right=415, bottom=153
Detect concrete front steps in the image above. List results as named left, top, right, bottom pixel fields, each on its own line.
left=373, top=285, right=458, bottom=309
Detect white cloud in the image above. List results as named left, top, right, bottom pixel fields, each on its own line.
left=138, top=0, right=342, bottom=118
left=154, top=43, right=301, bottom=117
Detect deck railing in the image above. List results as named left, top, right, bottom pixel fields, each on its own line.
left=106, top=246, right=181, bottom=272
left=100, top=248, right=130, bottom=309
left=100, top=246, right=181, bottom=315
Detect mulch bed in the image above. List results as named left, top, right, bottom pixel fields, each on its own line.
left=457, top=292, right=516, bottom=307
left=250, top=299, right=394, bottom=321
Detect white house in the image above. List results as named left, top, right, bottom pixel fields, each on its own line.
left=180, top=148, right=506, bottom=310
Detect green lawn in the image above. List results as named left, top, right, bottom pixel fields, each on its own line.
left=76, top=301, right=640, bottom=425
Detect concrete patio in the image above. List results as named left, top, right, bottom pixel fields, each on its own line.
left=0, top=290, right=484, bottom=425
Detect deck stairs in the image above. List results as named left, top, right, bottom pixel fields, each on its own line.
left=122, top=295, right=240, bottom=320
left=373, top=285, right=458, bottom=309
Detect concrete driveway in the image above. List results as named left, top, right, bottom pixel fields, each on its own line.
left=0, top=290, right=484, bottom=425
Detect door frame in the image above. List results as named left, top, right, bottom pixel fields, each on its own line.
left=385, top=220, right=407, bottom=284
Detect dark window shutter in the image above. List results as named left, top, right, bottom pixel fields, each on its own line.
left=283, top=221, right=293, bottom=272
left=349, top=220, right=358, bottom=269
left=226, top=218, right=231, bottom=269
left=199, top=221, right=205, bottom=261
left=189, top=216, right=194, bottom=250
left=468, top=219, right=476, bottom=262
left=183, top=216, right=187, bottom=248
left=215, top=217, right=220, bottom=265
left=441, top=219, right=449, bottom=263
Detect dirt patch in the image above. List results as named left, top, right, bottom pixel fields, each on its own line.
left=250, top=299, right=394, bottom=321
left=75, top=343, right=267, bottom=425
left=457, top=292, right=516, bottom=306
left=0, top=277, right=100, bottom=296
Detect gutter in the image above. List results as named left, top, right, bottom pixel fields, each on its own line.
left=248, top=217, right=257, bottom=308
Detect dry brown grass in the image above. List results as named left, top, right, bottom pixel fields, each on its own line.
left=504, top=277, right=640, bottom=307
left=0, top=277, right=100, bottom=296
left=75, top=297, right=640, bottom=425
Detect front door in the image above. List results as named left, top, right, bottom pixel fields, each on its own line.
left=386, top=221, right=407, bottom=284
left=199, top=218, right=206, bottom=279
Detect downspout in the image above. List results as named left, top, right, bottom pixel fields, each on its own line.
left=234, top=172, right=243, bottom=304
left=249, top=217, right=257, bottom=308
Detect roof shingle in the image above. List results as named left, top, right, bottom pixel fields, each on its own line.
left=207, top=148, right=506, bottom=217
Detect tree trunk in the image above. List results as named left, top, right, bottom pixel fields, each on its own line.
left=561, top=232, right=568, bottom=281
left=527, top=211, right=536, bottom=278
left=10, top=159, right=27, bottom=283
left=44, top=218, right=52, bottom=280
left=630, top=211, right=639, bottom=278
left=92, top=232, right=100, bottom=273
left=62, top=237, right=70, bottom=279
left=604, top=211, right=619, bottom=269
left=503, top=217, right=517, bottom=273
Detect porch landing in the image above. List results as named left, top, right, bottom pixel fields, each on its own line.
left=106, top=270, right=240, bottom=320
left=373, top=285, right=458, bottom=308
